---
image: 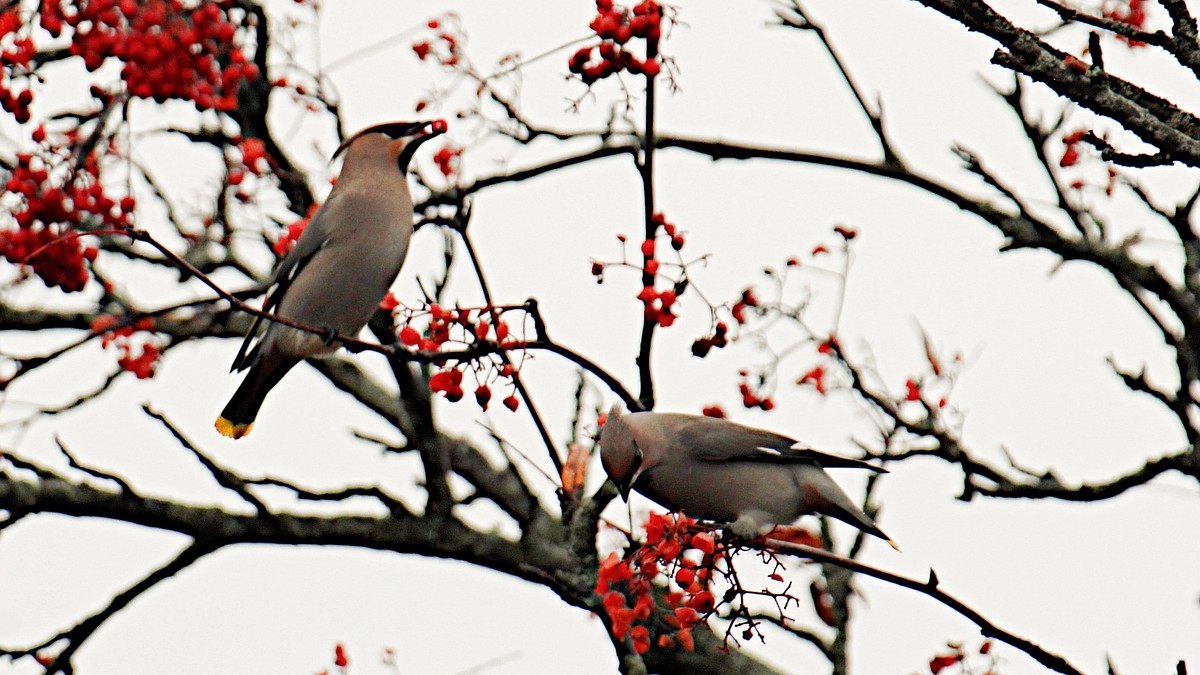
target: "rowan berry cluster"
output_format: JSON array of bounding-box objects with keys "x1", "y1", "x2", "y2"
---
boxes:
[
  {"x1": 1059, "y1": 129, "x2": 1087, "y2": 168},
  {"x1": 636, "y1": 283, "x2": 677, "y2": 327},
  {"x1": 738, "y1": 370, "x2": 776, "y2": 410},
  {"x1": 595, "y1": 513, "x2": 715, "y2": 654},
  {"x1": 1056, "y1": 129, "x2": 1122, "y2": 195},
  {"x1": 225, "y1": 136, "x2": 275, "y2": 204},
  {"x1": 386, "y1": 299, "x2": 524, "y2": 412},
  {"x1": 411, "y1": 17, "x2": 463, "y2": 68},
  {"x1": 90, "y1": 314, "x2": 163, "y2": 379},
  {"x1": 729, "y1": 288, "x2": 758, "y2": 324},
  {"x1": 689, "y1": 321, "x2": 728, "y2": 358},
  {"x1": 1104, "y1": 0, "x2": 1147, "y2": 46},
  {"x1": 38, "y1": 0, "x2": 257, "y2": 111},
  {"x1": 569, "y1": 0, "x2": 664, "y2": 84},
  {"x1": 273, "y1": 203, "x2": 316, "y2": 256},
  {"x1": 898, "y1": 336, "x2": 961, "y2": 411},
  {"x1": 432, "y1": 145, "x2": 461, "y2": 178},
  {"x1": 1, "y1": 144, "x2": 133, "y2": 292},
  {"x1": 592, "y1": 212, "x2": 694, "y2": 330},
  {"x1": 0, "y1": 12, "x2": 35, "y2": 123},
  {"x1": 637, "y1": 212, "x2": 688, "y2": 326},
  {"x1": 928, "y1": 639, "x2": 997, "y2": 675}
]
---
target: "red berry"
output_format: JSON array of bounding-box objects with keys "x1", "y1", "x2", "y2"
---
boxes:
[
  {"x1": 399, "y1": 326, "x2": 421, "y2": 346},
  {"x1": 474, "y1": 385, "x2": 491, "y2": 409}
]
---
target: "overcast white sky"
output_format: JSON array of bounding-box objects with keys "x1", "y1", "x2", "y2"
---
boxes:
[{"x1": 3, "y1": 1, "x2": 1200, "y2": 673}]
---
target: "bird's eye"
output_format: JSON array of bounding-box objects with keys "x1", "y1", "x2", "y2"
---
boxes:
[{"x1": 632, "y1": 443, "x2": 644, "y2": 470}]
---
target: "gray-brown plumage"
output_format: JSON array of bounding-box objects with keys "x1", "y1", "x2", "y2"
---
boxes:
[
  {"x1": 599, "y1": 407, "x2": 898, "y2": 548},
  {"x1": 215, "y1": 120, "x2": 445, "y2": 438}
]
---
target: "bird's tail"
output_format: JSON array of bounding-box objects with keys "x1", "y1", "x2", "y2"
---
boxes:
[
  {"x1": 803, "y1": 466, "x2": 901, "y2": 551},
  {"x1": 824, "y1": 495, "x2": 901, "y2": 551},
  {"x1": 215, "y1": 356, "x2": 300, "y2": 439}
]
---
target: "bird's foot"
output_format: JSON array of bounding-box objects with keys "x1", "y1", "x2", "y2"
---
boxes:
[{"x1": 727, "y1": 514, "x2": 764, "y2": 540}]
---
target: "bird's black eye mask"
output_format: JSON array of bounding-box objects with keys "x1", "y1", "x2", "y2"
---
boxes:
[{"x1": 629, "y1": 442, "x2": 645, "y2": 486}]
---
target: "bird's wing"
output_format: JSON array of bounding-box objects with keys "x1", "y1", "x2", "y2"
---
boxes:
[
  {"x1": 673, "y1": 414, "x2": 887, "y2": 473},
  {"x1": 229, "y1": 196, "x2": 342, "y2": 372}
]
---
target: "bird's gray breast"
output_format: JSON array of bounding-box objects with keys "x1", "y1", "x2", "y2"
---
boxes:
[{"x1": 268, "y1": 190, "x2": 411, "y2": 356}]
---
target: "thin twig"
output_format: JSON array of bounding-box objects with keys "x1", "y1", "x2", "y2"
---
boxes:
[{"x1": 762, "y1": 538, "x2": 1085, "y2": 675}]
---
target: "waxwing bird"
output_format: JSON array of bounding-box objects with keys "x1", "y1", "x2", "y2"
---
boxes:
[
  {"x1": 215, "y1": 120, "x2": 447, "y2": 439},
  {"x1": 599, "y1": 407, "x2": 898, "y2": 549}
]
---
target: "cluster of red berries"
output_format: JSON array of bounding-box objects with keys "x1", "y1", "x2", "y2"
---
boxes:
[
  {"x1": 1104, "y1": 0, "x2": 1147, "y2": 46},
  {"x1": 810, "y1": 225, "x2": 857, "y2": 257},
  {"x1": 596, "y1": 513, "x2": 721, "y2": 655},
  {"x1": 730, "y1": 288, "x2": 759, "y2": 324},
  {"x1": 592, "y1": 213, "x2": 692, "y2": 328},
  {"x1": 1059, "y1": 129, "x2": 1087, "y2": 167},
  {"x1": 238, "y1": 137, "x2": 270, "y2": 175},
  {"x1": 690, "y1": 322, "x2": 728, "y2": 358},
  {"x1": 394, "y1": 302, "x2": 516, "y2": 353},
  {"x1": 91, "y1": 314, "x2": 162, "y2": 379},
  {"x1": 0, "y1": 12, "x2": 35, "y2": 123},
  {"x1": 569, "y1": 0, "x2": 664, "y2": 84},
  {"x1": 796, "y1": 365, "x2": 825, "y2": 396},
  {"x1": 1, "y1": 150, "x2": 133, "y2": 292},
  {"x1": 636, "y1": 212, "x2": 688, "y2": 326},
  {"x1": 650, "y1": 212, "x2": 686, "y2": 258},
  {"x1": 427, "y1": 365, "x2": 519, "y2": 412},
  {"x1": 793, "y1": 339, "x2": 840, "y2": 398},
  {"x1": 739, "y1": 367, "x2": 777, "y2": 410},
  {"x1": 637, "y1": 284, "x2": 678, "y2": 327},
  {"x1": 432, "y1": 145, "x2": 461, "y2": 178},
  {"x1": 269, "y1": 75, "x2": 322, "y2": 114},
  {"x1": 388, "y1": 301, "x2": 523, "y2": 412},
  {"x1": 0, "y1": 226, "x2": 95, "y2": 292},
  {"x1": 273, "y1": 203, "x2": 316, "y2": 256},
  {"x1": 41, "y1": 0, "x2": 257, "y2": 111},
  {"x1": 928, "y1": 639, "x2": 995, "y2": 675},
  {"x1": 226, "y1": 136, "x2": 273, "y2": 203},
  {"x1": 411, "y1": 18, "x2": 462, "y2": 68}
]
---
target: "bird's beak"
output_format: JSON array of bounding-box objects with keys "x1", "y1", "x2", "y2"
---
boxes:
[
  {"x1": 411, "y1": 119, "x2": 447, "y2": 147},
  {"x1": 615, "y1": 477, "x2": 632, "y2": 501},
  {"x1": 395, "y1": 120, "x2": 447, "y2": 172}
]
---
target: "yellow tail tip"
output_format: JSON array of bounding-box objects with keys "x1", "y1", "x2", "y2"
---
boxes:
[
  {"x1": 886, "y1": 537, "x2": 902, "y2": 552},
  {"x1": 215, "y1": 417, "x2": 253, "y2": 439}
]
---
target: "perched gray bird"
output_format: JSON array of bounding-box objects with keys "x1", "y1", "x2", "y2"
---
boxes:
[
  {"x1": 599, "y1": 407, "x2": 898, "y2": 549},
  {"x1": 215, "y1": 120, "x2": 446, "y2": 439}
]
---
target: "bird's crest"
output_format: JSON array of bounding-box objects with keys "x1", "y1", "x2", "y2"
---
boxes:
[{"x1": 331, "y1": 120, "x2": 444, "y2": 163}]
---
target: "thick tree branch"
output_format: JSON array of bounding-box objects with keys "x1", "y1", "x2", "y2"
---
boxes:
[{"x1": 911, "y1": 0, "x2": 1200, "y2": 166}]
